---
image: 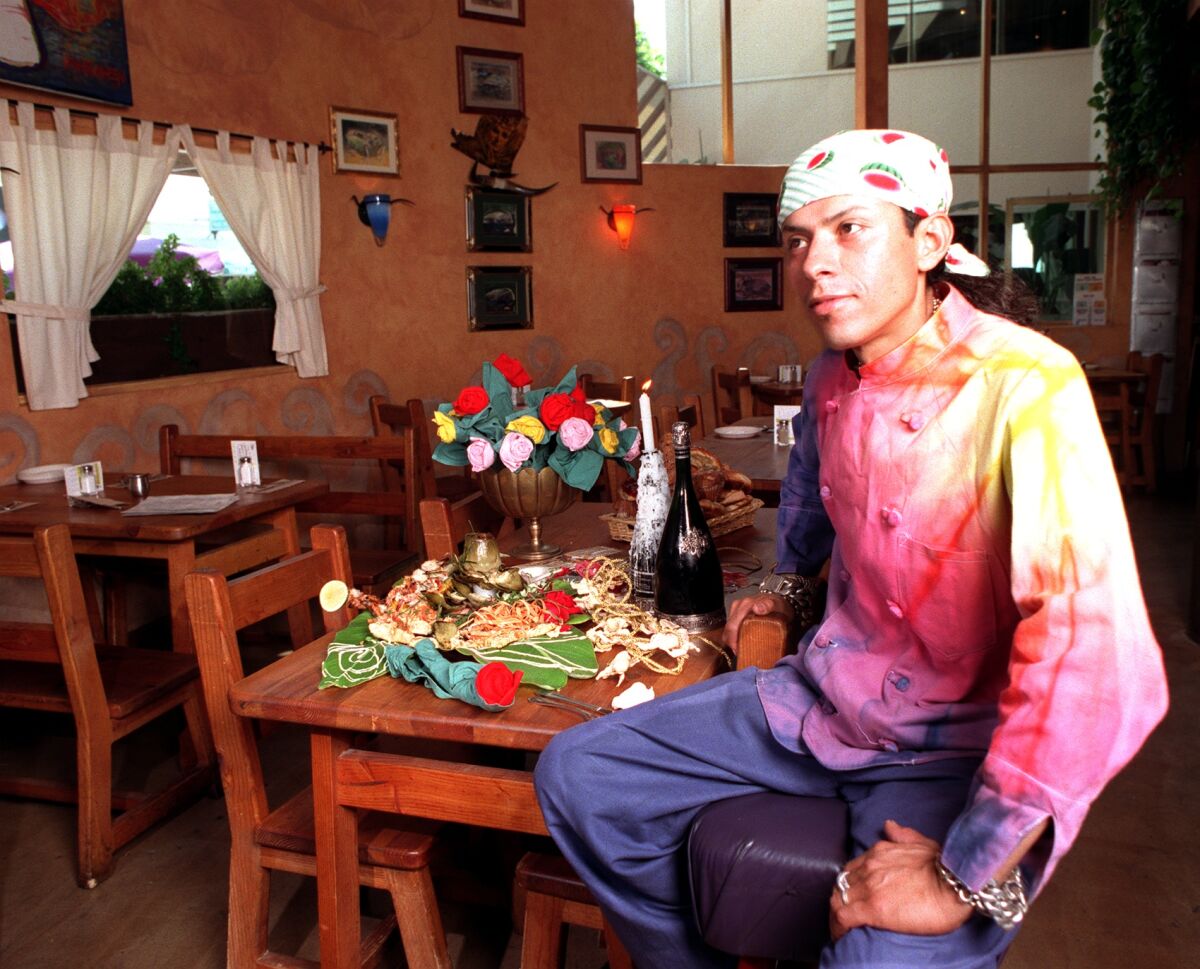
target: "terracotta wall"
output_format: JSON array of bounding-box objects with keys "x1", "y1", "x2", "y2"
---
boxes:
[{"x1": 1, "y1": 0, "x2": 820, "y2": 480}]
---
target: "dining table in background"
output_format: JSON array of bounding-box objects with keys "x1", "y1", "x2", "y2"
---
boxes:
[
  {"x1": 749, "y1": 377, "x2": 805, "y2": 414},
  {"x1": 229, "y1": 501, "x2": 779, "y2": 969},
  {"x1": 696, "y1": 415, "x2": 792, "y2": 496},
  {"x1": 0, "y1": 474, "x2": 326, "y2": 653}
]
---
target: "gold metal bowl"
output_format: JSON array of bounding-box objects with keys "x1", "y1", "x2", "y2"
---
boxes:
[{"x1": 478, "y1": 467, "x2": 581, "y2": 559}]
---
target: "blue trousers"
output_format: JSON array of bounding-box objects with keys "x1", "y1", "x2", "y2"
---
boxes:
[{"x1": 533, "y1": 668, "x2": 1020, "y2": 969}]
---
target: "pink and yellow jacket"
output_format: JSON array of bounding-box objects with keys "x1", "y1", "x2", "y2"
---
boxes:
[{"x1": 756, "y1": 284, "x2": 1169, "y2": 893}]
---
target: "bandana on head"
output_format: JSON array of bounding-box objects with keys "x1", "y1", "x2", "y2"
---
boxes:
[{"x1": 778, "y1": 129, "x2": 989, "y2": 277}]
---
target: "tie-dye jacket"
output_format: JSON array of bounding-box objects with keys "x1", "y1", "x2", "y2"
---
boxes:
[{"x1": 755, "y1": 283, "x2": 1169, "y2": 893}]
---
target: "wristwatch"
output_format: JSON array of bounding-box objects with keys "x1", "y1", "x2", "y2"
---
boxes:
[
  {"x1": 934, "y1": 858, "x2": 1028, "y2": 929},
  {"x1": 758, "y1": 572, "x2": 823, "y2": 630}
]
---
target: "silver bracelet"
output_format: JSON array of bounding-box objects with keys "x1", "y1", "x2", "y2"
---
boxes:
[
  {"x1": 935, "y1": 858, "x2": 1028, "y2": 930},
  {"x1": 758, "y1": 572, "x2": 823, "y2": 629}
]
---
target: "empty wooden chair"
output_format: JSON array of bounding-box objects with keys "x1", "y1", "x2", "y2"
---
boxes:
[
  {"x1": 659, "y1": 392, "x2": 708, "y2": 441},
  {"x1": 184, "y1": 524, "x2": 450, "y2": 969},
  {"x1": 579, "y1": 372, "x2": 635, "y2": 406},
  {"x1": 419, "y1": 493, "x2": 513, "y2": 560},
  {"x1": 711, "y1": 366, "x2": 753, "y2": 426},
  {"x1": 0, "y1": 524, "x2": 215, "y2": 888}
]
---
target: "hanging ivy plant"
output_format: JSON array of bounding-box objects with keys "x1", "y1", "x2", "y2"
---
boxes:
[{"x1": 1088, "y1": 0, "x2": 1196, "y2": 214}]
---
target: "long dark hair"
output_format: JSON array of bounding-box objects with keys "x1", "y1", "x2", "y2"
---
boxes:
[{"x1": 903, "y1": 210, "x2": 1041, "y2": 326}]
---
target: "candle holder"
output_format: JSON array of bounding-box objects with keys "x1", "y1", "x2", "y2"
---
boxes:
[{"x1": 628, "y1": 449, "x2": 670, "y2": 606}]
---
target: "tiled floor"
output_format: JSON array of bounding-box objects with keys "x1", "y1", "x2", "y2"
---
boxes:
[{"x1": 1, "y1": 493, "x2": 1196, "y2": 968}]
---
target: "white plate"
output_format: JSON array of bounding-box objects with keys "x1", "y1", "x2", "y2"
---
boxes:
[
  {"x1": 713, "y1": 426, "x2": 762, "y2": 439},
  {"x1": 16, "y1": 463, "x2": 73, "y2": 485},
  {"x1": 749, "y1": 375, "x2": 771, "y2": 385}
]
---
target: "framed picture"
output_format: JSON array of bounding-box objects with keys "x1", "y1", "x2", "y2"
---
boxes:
[
  {"x1": 725, "y1": 258, "x2": 783, "y2": 312},
  {"x1": 457, "y1": 47, "x2": 525, "y2": 115},
  {"x1": 723, "y1": 193, "x2": 781, "y2": 247},
  {"x1": 459, "y1": 0, "x2": 524, "y2": 25},
  {"x1": 0, "y1": 0, "x2": 132, "y2": 106},
  {"x1": 329, "y1": 107, "x2": 399, "y2": 175},
  {"x1": 466, "y1": 188, "x2": 531, "y2": 252},
  {"x1": 467, "y1": 266, "x2": 533, "y2": 330},
  {"x1": 579, "y1": 125, "x2": 643, "y2": 184}
]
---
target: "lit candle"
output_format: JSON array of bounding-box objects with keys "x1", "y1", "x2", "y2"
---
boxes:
[{"x1": 639, "y1": 379, "x2": 655, "y2": 452}]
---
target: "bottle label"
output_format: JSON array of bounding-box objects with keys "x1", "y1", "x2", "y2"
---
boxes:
[{"x1": 679, "y1": 527, "x2": 711, "y2": 557}]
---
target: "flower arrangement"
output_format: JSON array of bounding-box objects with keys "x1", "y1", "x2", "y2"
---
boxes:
[{"x1": 431, "y1": 354, "x2": 642, "y2": 491}]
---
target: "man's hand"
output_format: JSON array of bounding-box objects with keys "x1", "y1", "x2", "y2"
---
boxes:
[
  {"x1": 723, "y1": 593, "x2": 793, "y2": 655},
  {"x1": 829, "y1": 820, "x2": 972, "y2": 941}
]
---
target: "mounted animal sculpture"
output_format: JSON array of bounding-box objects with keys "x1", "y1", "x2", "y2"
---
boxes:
[{"x1": 450, "y1": 113, "x2": 556, "y2": 196}]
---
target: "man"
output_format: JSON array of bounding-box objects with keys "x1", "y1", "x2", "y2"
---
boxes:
[{"x1": 534, "y1": 129, "x2": 1168, "y2": 968}]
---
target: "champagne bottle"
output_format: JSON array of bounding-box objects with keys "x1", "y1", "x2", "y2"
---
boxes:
[
  {"x1": 629, "y1": 448, "x2": 670, "y2": 607},
  {"x1": 654, "y1": 422, "x2": 726, "y2": 631}
]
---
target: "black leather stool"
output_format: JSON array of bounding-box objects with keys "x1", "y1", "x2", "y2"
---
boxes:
[{"x1": 688, "y1": 792, "x2": 849, "y2": 965}]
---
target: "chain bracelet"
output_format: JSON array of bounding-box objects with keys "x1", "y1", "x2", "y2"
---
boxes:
[{"x1": 935, "y1": 858, "x2": 1028, "y2": 930}]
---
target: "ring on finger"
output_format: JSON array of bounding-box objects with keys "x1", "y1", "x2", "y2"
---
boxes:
[{"x1": 836, "y1": 868, "x2": 851, "y2": 905}]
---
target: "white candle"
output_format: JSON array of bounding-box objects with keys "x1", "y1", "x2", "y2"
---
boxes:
[{"x1": 639, "y1": 381, "x2": 655, "y2": 452}]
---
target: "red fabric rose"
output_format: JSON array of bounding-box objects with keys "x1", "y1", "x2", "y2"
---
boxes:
[
  {"x1": 475, "y1": 661, "x2": 522, "y2": 707},
  {"x1": 539, "y1": 392, "x2": 576, "y2": 431},
  {"x1": 541, "y1": 590, "x2": 583, "y2": 625},
  {"x1": 569, "y1": 383, "x2": 588, "y2": 404},
  {"x1": 493, "y1": 353, "x2": 532, "y2": 388},
  {"x1": 454, "y1": 385, "x2": 490, "y2": 415},
  {"x1": 572, "y1": 399, "x2": 597, "y2": 422}
]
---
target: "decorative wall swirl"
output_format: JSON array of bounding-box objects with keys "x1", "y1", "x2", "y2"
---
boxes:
[
  {"x1": 650, "y1": 317, "x2": 689, "y2": 402},
  {"x1": 73, "y1": 426, "x2": 136, "y2": 471},
  {"x1": 693, "y1": 325, "x2": 731, "y2": 401},
  {"x1": 742, "y1": 332, "x2": 803, "y2": 374},
  {"x1": 199, "y1": 390, "x2": 270, "y2": 435},
  {"x1": 343, "y1": 370, "x2": 389, "y2": 416},
  {"x1": 0, "y1": 414, "x2": 39, "y2": 481},
  {"x1": 575, "y1": 359, "x2": 615, "y2": 384},
  {"x1": 281, "y1": 388, "x2": 335, "y2": 435},
  {"x1": 525, "y1": 336, "x2": 565, "y2": 387},
  {"x1": 134, "y1": 406, "x2": 190, "y2": 454}
]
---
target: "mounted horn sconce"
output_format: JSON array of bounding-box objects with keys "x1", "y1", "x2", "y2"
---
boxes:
[
  {"x1": 352, "y1": 193, "x2": 415, "y2": 246},
  {"x1": 601, "y1": 203, "x2": 654, "y2": 251}
]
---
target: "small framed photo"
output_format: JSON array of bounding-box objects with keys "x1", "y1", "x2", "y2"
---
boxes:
[
  {"x1": 467, "y1": 266, "x2": 533, "y2": 330},
  {"x1": 579, "y1": 125, "x2": 643, "y2": 184},
  {"x1": 329, "y1": 107, "x2": 399, "y2": 175},
  {"x1": 725, "y1": 258, "x2": 783, "y2": 312},
  {"x1": 466, "y1": 187, "x2": 531, "y2": 252},
  {"x1": 724, "y1": 193, "x2": 781, "y2": 247},
  {"x1": 457, "y1": 47, "x2": 525, "y2": 115},
  {"x1": 459, "y1": 0, "x2": 524, "y2": 25}
]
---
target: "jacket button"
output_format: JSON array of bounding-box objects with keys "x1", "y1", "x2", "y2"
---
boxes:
[
  {"x1": 839, "y1": 569, "x2": 850, "y2": 582},
  {"x1": 880, "y1": 738, "x2": 899, "y2": 752},
  {"x1": 819, "y1": 485, "x2": 832, "y2": 499},
  {"x1": 820, "y1": 698, "x2": 837, "y2": 715},
  {"x1": 825, "y1": 400, "x2": 840, "y2": 414},
  {"x1": 881, "y1": 506, "x2": 903, "y2": 527},
  {"x1": 814, "y1": 634, "x2": 829, "y2": 648},
  {"x1": 888, "y1": 671, "x2": 911, "y2": 692},
  {"x1": 886, "y1": 599, "x2": 904, "y2": 619},
  {"x1": 907, "y1": 412, "x2": 925, "y2": 430}
]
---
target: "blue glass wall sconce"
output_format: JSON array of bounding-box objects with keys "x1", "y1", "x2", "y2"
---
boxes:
[{"x1": 352, "y1": 193, "x2": 415, "y2": 246}]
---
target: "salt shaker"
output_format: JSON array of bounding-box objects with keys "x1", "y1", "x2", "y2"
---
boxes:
[{"x1": 80, "y1": 464, "x2": 98, "y2": 496}]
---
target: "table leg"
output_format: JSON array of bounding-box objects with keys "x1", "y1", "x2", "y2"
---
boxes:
[
  {"x1": 263, "y1": 505, "x2": 315, "y2": 648},
  {"x1": 311, "y1": 729, "x2": 361, "y2": 969}
]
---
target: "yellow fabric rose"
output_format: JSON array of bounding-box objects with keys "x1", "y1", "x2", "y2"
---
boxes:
[
  {"x1": 506, "y1": 415, "x2": 547, "y2": 444},
  {"x1": 432, "y1": 410, "x2": 458, "y2": 444},
  {"x1": 598, "y1": 427, "x2": 619, "y2": 454},
  {"x1": 592, "y1": 403, "x2": 606, "y2": 427}
]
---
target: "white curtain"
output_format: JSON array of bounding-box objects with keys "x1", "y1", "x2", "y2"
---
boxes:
[
  {"x1": 180, "y1": 128, "x2": 327, "y2": 378},
  {"x1": 0, "y1": 101, "x2": 181, "y2": 410}
]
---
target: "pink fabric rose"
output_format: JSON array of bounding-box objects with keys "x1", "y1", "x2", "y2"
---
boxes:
[
  {"x1": 499, "y1": 431, "x2": 534, "y2": 471},
  {"x1": 466, "y1": 436, "x2": 496, "y2": 472},
  {"x1": 558, "y1": 416, "x2": 595, "y2": 452},
  {"x1": 623, "y1": 428, "x2": 642, "y2": 462}
]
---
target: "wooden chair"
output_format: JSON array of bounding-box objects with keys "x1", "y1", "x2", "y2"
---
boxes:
[
  {"x1": 659, "y1": 392, "x2": 708, "y2": 441},
  {"x1": 160, "y1": 425, "x2": 424, "y2": 595},
  {"x1": 579, "y1": 372, "x2": 635, "y2": 406},
  {"x1": 1094, "y1": 381, "x2": 1134, "y2": 487},
  {"x1": 184, "y1": 524, "x2": 451, "y2": 969},
  {"x1": 1125, "y1": 351, "x2": 1165, "y2": 492},
  {"x1": 711, "y1": 366, "x2": 753, "y2": 426},
  {"x1": 419, "y1": 493, "x2": 513, "y2": 560},
  {"x1": 0, "y1": 524, "x2": 215, "y2": 888}
]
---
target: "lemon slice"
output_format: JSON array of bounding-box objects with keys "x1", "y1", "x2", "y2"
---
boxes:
[{"x1": 319, "y1": 579, "x2": 349, "y2": 612}]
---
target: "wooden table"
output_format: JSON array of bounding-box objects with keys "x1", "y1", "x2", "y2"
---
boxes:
[
  {"x1": 696, "y1": 416, "x2": 792, "y2": 494},
  {"x1": 750, "y1": 379, "x2": 805, "y2": 414},
  {"x1": 230, "y1": 502, "x2": 778, "y2": 968},
  {"x1": 0, "y1": 474, "x2": 325, "y2": 651}
]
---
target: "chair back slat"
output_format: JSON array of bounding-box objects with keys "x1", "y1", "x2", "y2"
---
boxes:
[
  {"x1": 658, "y1": 393, "x2": 708, "y2": 442},
  {"x1": 710, "y1": 366, "x2": 752, "y2": 426},
  {"x1": 580, "y1": 373, "x2": 635, "y2": 405},
  {"x1": 419, "y1": 495, "x2": 509, "y2": 561},
  {"x1": 0, "y1": 535, "x2": 42, "y2": 578}
]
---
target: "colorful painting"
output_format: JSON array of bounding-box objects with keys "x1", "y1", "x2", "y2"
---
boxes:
[{"x1": 0, "y1": 0, "x2": 132, "y2": 107}]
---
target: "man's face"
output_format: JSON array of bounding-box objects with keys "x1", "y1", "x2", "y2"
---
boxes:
[{"x1": 781, "y1": 195, "x2": 930, "y2": 365}]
